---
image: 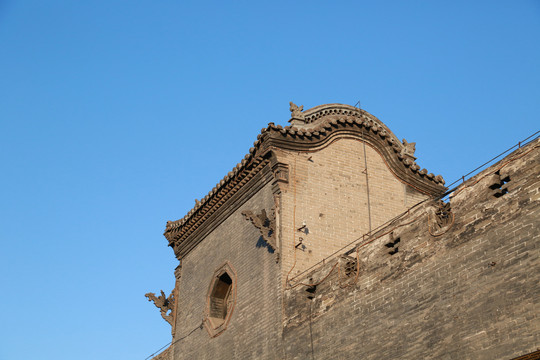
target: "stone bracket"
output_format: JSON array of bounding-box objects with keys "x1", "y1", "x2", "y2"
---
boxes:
[
  {"x1": 272, "y1": 162, "x2": 289, "y2": 184},
  {"x1": 488, "y1": 170, "x2": 512, "y2": 198},
  {"x1": 271, "y1": 161, "x2": 289, "y2": 195}
]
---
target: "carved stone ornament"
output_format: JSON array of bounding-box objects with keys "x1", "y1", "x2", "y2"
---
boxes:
[
  {"x1": 429, "y1": 200, "x2": 453, "y2": 236},
  {"x1": 401, "y1": 139, "x2": 417, "y2": 160},
  {"x1": 145, "y1": 290, "x2": 175, "y2": 326},
  {"x1": 289, "y1": 101, "x2": 306, "y2": 125},
  {"x1": 242, "y1": 208, "x2": 279, "y2": 261}
]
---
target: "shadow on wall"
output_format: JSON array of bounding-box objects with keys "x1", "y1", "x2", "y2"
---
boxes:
[{"x1": 256, "y1": 236, "x2": 275, "y2": 253}]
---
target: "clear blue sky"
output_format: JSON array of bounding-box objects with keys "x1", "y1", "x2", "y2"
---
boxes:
[{"x1": 1, "y1": 1, "x2": 538, "y2": 359}]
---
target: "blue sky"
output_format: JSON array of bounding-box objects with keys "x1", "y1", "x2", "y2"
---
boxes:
[{"x1": 0, "y1": 1, "x2": 539, "y2": 359}]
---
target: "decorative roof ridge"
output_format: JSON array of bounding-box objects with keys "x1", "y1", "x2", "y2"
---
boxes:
[
  {"x1": 166, "y1": 151, "x2": 258, "y2": 232},
  {"x1": 271, "y1": 111, "x2": 445, "y2": 185},
  {"x1": 284, "y1": 103, "x2": 396, "y2": 141},
  {"x1": 164, "y1": 119, "x2": 283, "y2": 237},
  {"x1": 302, "y1": 103, "x2": 363, "y2": 120},
  {"x1": 165, "y1": 103, "x2": 446, "y2": 243}
]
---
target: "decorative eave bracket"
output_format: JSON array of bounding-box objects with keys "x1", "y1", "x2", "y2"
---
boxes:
[
  {"x1": 270, "y1": 157, "x2": 289, "y2": 195},
  {"x1": 145, "y1": 290, "x2": 175, "y2": 326},
  {"x1": 241, "y1": 208, "x2": 279, "y2": 262}
]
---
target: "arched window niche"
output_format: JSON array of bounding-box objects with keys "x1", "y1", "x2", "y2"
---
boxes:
[{"x1": 204, "y1": 262, "x2": 237, "y2": 337}]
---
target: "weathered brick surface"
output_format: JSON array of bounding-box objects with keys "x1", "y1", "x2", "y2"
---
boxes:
[
  {"x1": 278, "y1": 138, "x2": 429, "y2": 284},
  {"x1": 171, "y1": 181, "x2": 282, "y2": 359},
  {"x1": 282, "y1": 139, "x2": 540, "y2": 360}
]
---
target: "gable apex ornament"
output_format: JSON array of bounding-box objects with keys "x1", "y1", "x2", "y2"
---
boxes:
[{"x1": 289, "y1": 101, "x2": 306, "y2": 126}]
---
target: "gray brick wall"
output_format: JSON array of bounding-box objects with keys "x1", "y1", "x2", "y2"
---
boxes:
[
  {"x1": 171, "y1": 181, "x2": 282, "y2": 359},
  {"x1": 282, "y1": 139, "x2": 540, "y2": 360}
]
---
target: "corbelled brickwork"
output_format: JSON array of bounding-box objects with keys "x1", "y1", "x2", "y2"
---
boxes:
[{"x1": 149, "y1": 103, "x2": 539, "y2": 360}]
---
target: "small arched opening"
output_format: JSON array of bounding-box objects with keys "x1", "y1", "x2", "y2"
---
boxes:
[{"x1": 204, "y1": 262, "x2": 236, "y2": 337}]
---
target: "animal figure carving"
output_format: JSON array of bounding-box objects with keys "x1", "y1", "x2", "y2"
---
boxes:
[
  {"x1": 401, "y1": 139, "x2": 416, "y2": 158},
  {"x1": 145, "y1": 290, "x2": 175, "y2": 326},
  {"x1": 289, "y1": 101, "x2": 305, "y2": 121}
]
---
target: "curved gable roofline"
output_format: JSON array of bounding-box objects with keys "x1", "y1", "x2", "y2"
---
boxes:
[
  {"x1": 303, "y1": 103, "x2": 399, "y2": 139},
  {"x1": 164, "y1": 104, "x2": 446, "y2": 249}
]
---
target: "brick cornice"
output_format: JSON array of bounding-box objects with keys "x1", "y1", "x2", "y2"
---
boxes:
[
  {"x1": 260, "y1": 126, "x2": 445, "y2": 196},
  {"x1": 166, "y1": 158, "x2": 273, "y2": 259}
]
